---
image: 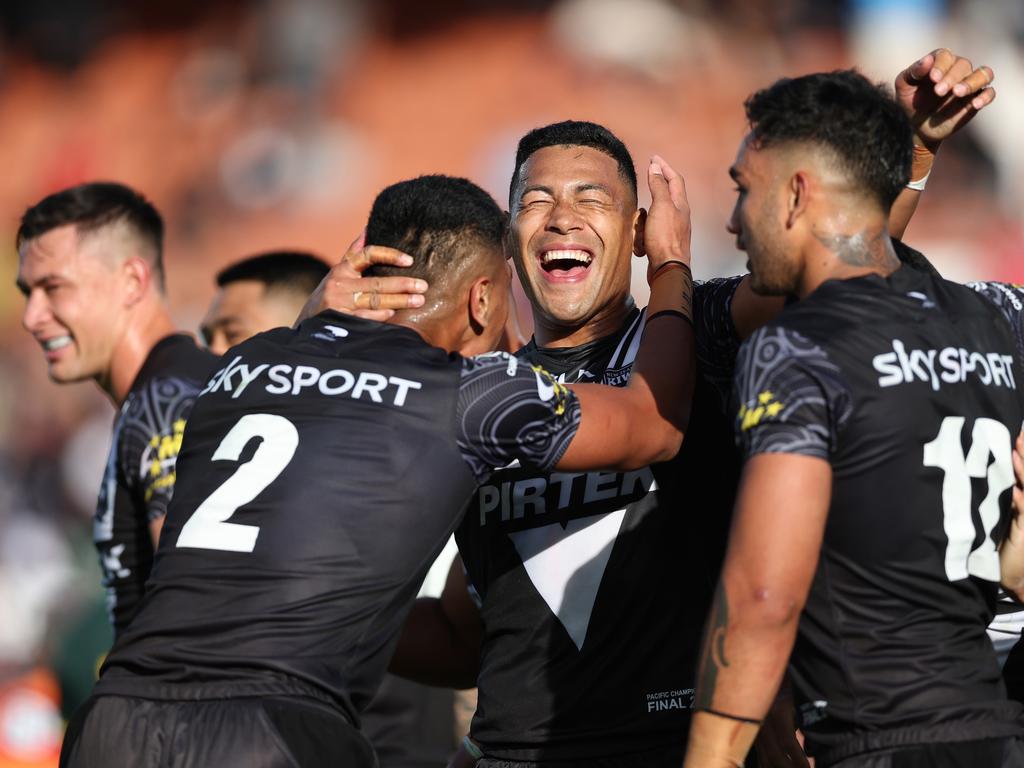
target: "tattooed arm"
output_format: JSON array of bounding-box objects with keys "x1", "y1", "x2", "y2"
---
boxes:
[{"x1": 684, "y1": 326, "x2": 844, "y2": 767}]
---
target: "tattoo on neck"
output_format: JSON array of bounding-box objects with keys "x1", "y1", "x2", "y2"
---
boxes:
[
  {"x1": 813, "y1": 227, "x2": 892, "y2": 268},
  {"x1": 694, "y1": 581, "x2": 730, "y2": 710}
]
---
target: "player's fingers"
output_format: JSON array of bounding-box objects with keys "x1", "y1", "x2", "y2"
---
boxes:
[
  {"x1": 350, "y1": 309, "x2": 396, "y2": 322},
  {"x1": 651, "y1": 154, "x2": 688, "y2": 211},
  {"x1": 934, "y1": 56, "x2": 973, "y2": 97},
  {"x1": 354, "y1": 290, "x2": 425, "y2": 311},
  {"x1": 971, "y1": 86, "x2": 996, "y2": 112},
  {"x1": 348, "y1": 245, "x2": 414, "y2": 273},
  {"x1": 647, "y1": 157, "x2": 670, "y2": 203},
  {"x1": 929, "y1": 48, "x2": 956, "y2": 83},
  {"x1": 952, "y1": 65, "x2": 994, "y2": 98},
  {"x1": 904, "y1": 53, "x2": 935, "y2": 84},
  {"x1": 341, "y1": 230, "x2": 365, "y2": 262}
]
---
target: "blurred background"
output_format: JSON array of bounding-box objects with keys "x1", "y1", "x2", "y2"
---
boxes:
[{"x1": 0, "y1": 0, "x2": 1021, "y2": 764}]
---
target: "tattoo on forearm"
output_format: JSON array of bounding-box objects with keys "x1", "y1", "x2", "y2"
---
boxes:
[
  {"x1": 812, "y1": 227, "x2": 894, "y2": 269},
  {"x1": 695, "y1": 581, "x2": 730, "y2": 709}
]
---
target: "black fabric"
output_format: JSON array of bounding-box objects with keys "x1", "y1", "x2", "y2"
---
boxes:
[
  {"x1": 1002, "y1": 638, "x2": 1024, "y2": 704},
  {"x1": 457, "y1": 279, "x2": 745, "y2": 761},
  {"x1": 94, "y1": 334, "x2": 216, "y2": 636},
  {"x1": 95, "y1": 313, "x2": 579, "y2": 731},
  {"x1": 61, "y1": 694, "x2": 376, "y2": 768},
  {"x1": 828, "y1": 736, "x2": 1024, "y2": 768},
  {"x1": 359, "y1": 673, "x2": 455, "y2": 768},
  {"x1": 734, "y1": 267, "x2": 1024, "y2": 758}
]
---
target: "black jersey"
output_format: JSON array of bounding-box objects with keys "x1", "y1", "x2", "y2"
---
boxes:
[
  {"x1": 94, "y1": 334, "x2": 215, "y2": 635},
  {"x1": 456, "y1": 280, "x2": 743, "y2": 761},
  {"x1": 734, "y1": 269, "x2": 1024, "y2": 763},
  {"x1": 95, "y1": 313, "x2": 581, "y2": 727}
]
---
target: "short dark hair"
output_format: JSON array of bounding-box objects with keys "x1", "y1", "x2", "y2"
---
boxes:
[
  {"x1": 216, "y1": 251, "x2": 329, "y2": 298},
  {"x1": 17, "y1": 182, "x2": 166, "y2": 291},
  {"x1": 744, "y1": 70, "x2": 913, "y2": 209},
  {"x1": 510, "y1": 120, "x2": 637, "y2": 206},
  {"x1": 364, "y1": 175, "x2": 505, "y2": 289}
]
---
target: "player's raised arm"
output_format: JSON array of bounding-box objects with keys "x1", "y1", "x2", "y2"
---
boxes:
[
  {"x1": 889, "y1": 48, "x2": 996, "y2": 240},
  {"x1": 556, "y1": 155, "x2": 695, "y2": 470}
]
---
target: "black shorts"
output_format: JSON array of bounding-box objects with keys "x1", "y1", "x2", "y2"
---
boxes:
[
  {"x1": 829, "y1": 737, "x2": 1024, "y2": 768},
  {"x1": 60, "y1": 694, "x2": 377, "y2": 768}
]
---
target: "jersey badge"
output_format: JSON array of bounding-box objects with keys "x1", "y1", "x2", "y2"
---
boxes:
[{"x1": 738, "y1": 391, "x2": 786, "y2": 432}]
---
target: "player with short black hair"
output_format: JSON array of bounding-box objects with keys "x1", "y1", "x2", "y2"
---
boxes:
[
  {"x1": 510, "y1": 120, "x2": 638, "y2": 204},
  {"x1": 685, "y1": 67, "x2": 1024, "y2": 768},
  {"x1": 15, "y1": 181, "x2": 215, "y2": 637},
  {"x1": 18, "y1": 181, "x2": 167, "y2": 292},
  {"x1": 60, "y1": 168, "x2": 695, "y2": 768},
  {"x1": 202, "y1": 251, "x2": 329, "y2": 354}
]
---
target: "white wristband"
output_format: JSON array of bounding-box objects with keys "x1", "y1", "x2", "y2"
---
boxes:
[{"x1": 906, "y1": 171, "x2": 930, "y2": 191}]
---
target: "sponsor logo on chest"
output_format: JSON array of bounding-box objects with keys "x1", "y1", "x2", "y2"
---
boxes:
[
  {"x1": 477, "y1": 466, "x2": 656, "y2": 529},
  {"x1": 872, "y1": 340, "x2": 1016, "y2": 392}
]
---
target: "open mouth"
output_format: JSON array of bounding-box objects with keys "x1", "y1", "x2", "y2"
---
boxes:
[
  {"x1": 41, "y1": 335, "x2": 73, "y2": 361},
  {"x1": 539, "y1": 248, "x2": 594, "y2": 281}
]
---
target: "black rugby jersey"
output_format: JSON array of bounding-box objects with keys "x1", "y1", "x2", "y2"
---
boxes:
[
  {"x1": 95, "y1": 313, "x2": 580, "y2": 727},
  {"x1": 457, "y1": 279, "x2": 744, "y2": 761},
  {"x1": 95, "y1": 334, "x2": 215, "y2": 635},
  {"x1": 734, "y1": 269, "x2": 1024, "y2": 763}
]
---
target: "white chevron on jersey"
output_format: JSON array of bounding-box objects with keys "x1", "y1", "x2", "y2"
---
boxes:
[{"x1": 509, "y1": 508, "x2": 626, "y2": 650}]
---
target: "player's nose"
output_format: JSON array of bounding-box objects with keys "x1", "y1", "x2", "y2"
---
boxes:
[
  {"x1": 545, "y1": 199, "x2": 583, "y2": 234},
  {"x1": 21, "y1": 289, "x2": 52, "y2": 334}
]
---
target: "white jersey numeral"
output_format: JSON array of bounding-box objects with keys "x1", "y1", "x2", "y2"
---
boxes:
[
  {"x1": 176, "y1": 413, "x2": 299, "y2": 553},
  {"x1": 923, "y1": 416, "x2": 1013, "y2": 582}
]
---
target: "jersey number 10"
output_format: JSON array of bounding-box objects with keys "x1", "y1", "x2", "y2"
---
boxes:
[
  {"x1": 176, "y1": 414, "x2": 299, "y2": 553},
  {"x1": 924, "y1": 416, "x2": 1014, "y2": 583}
]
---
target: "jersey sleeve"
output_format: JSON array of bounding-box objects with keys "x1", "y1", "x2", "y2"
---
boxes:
[
  {"x1": 966, "y1": 281, "x2": 1024, "y2": 361},
  {"x1": 693, "y1": 276, "x2": 744, "y2": 408},
  {"x1": 732, "y1": 325, "x2": 852, "y2": 462},
  {"x1": 456, "y1": 352, "x2": 582, "y2": 482},
  {"x1": 119, "y1": 379, "x2": 200, "y2": 522}
]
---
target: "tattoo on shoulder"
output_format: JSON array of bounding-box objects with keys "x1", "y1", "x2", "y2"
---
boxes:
[{"x1": 695, "y1": 581, "x2": 730, "y2": 710}]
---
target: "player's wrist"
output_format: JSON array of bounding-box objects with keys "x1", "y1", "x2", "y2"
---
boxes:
[
  {"x1": 683, "y1": 710, "x2": 761, "y2": 768},
  {"x1": 647, "y1": 261, "x2": 693, "y2": 323},
  {"x1": 907, "y1": 142, "x2": 936, "y2": 190}
]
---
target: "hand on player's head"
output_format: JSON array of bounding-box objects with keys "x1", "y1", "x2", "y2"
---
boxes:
[
  {"x1": 895, "y1": 48, "x2": 995, "y2": 152},
  {"x1": 295, "y1": 232, "x2": 428, "y2": 326}
]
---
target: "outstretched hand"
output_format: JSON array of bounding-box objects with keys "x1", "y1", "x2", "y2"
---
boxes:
[
  {"x1": 639, "y1": 154, "x2": 691, "y2": 285},
  {"x1": 895, "y1": 48, "x2": 996, "y2": 152},
  {"x1": 294, "y1": 232, "x2": 428, "y2": 326}
]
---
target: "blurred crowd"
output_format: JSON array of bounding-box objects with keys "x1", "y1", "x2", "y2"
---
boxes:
[{"x1": 0, "y1": 0, "x2": 1021, "y2": 764}]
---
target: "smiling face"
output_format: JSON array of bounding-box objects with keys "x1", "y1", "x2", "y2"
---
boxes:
[
  {"x1": 508, "y1": 145, "x2": 639, "y2": 337},
  {"x1": 727, "y1": 135, "x2": 802, "y2": 296},
  {"x1": 17, "y1": 223, "x2": 131, "y2": 384}
]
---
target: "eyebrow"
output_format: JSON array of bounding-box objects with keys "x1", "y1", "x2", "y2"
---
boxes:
[
  {"x1": 15, "y1": 272, "x2": 61, "y2": 296},
  {"x1": 519, "y1": 184, "x2": 554, "y2": 199}
]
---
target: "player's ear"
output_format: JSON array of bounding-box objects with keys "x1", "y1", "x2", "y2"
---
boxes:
[
  {"x1": 632, "y1": 208, "x2": 647, "y2": 257},
  {"x1": 467, "y1": 274, "x2": 494, "y2": 334},
  {"x1": 122, "y1": 255, "x2": 152, "y2": 307},
  {"x1": 785, "y1": 171, "x2": 809, "y2": 229}
]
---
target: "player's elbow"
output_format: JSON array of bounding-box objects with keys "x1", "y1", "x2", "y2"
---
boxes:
[{"x1": 735, "y1": 583, "x2": 805, "y2": 631}]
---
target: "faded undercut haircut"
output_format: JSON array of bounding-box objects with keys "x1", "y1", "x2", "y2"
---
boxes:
[
  {"x1": 364, "y1": 175, "x2": 506, "y2": 291},
  {"x1": 17, "y1": 181, "x2": 167, "y2": 292},
  {"x1": 216, "y1": 251, "x2": 328, "y2": 299},
  {"x1": 744, "y1": 70, "x2": 913, "y2": 209},
  {"x1": 510, "y1": 120, "x2": 638, "y2": 206}
]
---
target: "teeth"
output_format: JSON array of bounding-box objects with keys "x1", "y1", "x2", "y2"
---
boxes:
[
  {"x1": 43, "y1": 336, "x2": 72, "y2": 351},
  {"x1": 542, "y1": 250, "x2": 592, "y2": 264}
]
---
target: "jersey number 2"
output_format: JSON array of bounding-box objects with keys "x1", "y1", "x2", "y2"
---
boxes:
[
  {"x1": 923, "y1": 416, "x2": 1013, "y2": 582},
  {"x1": 176, "y1": 414, "x2": 299, "y2": 553}
]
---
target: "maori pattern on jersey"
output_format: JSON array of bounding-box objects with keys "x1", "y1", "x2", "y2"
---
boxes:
[
  {"x1": 967, "y1": 281, "x2": 1024, "y2": 362},
  {"x1": 456, "y1": 352, "x2": 581, "y2": 483},
  {"x1": 733, "y1": 326, "x2": 851, "y2": 460},
  {"x1": 95, "y1": 374, "x2": 201, "y2": 619}
]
